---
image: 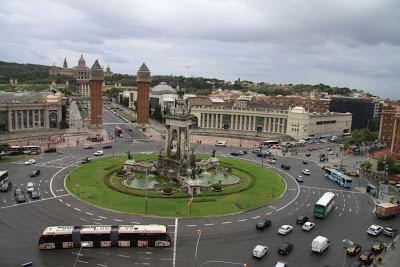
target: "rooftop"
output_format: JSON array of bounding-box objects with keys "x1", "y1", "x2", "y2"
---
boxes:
[{"x1": 0, "y1": 91, "x2": 59, "y2": 104}]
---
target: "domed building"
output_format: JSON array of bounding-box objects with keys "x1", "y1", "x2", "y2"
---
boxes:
[
  {"x1": 149, "y1": 82, "x2": 177, "y2": 112},
  {"x1": 151, "y1": 82, "x2": 176, "y2": 95}
]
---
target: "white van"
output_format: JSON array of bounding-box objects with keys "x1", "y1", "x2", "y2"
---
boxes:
[
  {"x1": 215, "y1": 140, "x2": 226, "y2": 147},
  {"x1": 311, "y1": 236, "x2": 330, "y2": 253}
]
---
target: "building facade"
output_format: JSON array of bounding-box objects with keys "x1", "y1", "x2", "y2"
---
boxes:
[
  {"x1": 49, "y1": 54, "x2": 112, "y2": 97},
  {"x1": 379, "y1": 109, "x2": 400, "y2": 159},
  {"x1": 189, "y1": 105, "x2": 351, "y2": 140},
  {"x1": 0, "y1": 91, "x2": 62, "y2": 132},
  {"x1": 329, "y1": 97, "x2": 374, "y2": 130}
]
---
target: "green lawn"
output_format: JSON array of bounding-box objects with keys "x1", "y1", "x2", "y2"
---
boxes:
[
  {"x1": 66, "y1": 154, "x2": 285, "y2": 217},
  {"x1": 0, "y1": 154, "x2": 29, "y2": 163}
]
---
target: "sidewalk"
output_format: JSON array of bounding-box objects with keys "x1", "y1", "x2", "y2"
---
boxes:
[{"x1": 374, "y1": 235, "x2": 400, "y2": 267}]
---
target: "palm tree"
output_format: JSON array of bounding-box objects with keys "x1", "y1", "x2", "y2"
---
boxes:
[{"x1": 360, "y1": 160, "x2": 372, "y2": 178}]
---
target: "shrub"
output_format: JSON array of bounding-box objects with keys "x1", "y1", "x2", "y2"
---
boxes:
[
  {"x1": 212, "y1": 183, "x2": 223, "y2": 192},
  {"x1": 116, "y1": 168, "x2": 126, "y2": 176},
  {"x1": 162, "y1": 187, "x2": 173, "y2": 194}
]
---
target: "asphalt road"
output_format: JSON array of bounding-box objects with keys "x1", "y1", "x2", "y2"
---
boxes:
[{"x1": 1, "y1": 111, "x2": 398, "y2": 267}]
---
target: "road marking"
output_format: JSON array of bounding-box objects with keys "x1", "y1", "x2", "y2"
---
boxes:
[
  {"x1": 98, "y1": 216, "x2": 107, "y2": 219},
  {"x1": 139, "y1": 251, "x2": 153, "y2": 255},
  {"x1": 72, "y1": 252, "x2": 83, "y2": 256},
  {"x1": 339, "y1": 213, "x2": 342, "y2": 216},
  {"x1": 300, "y1": 185, "x2": 363, "y2": 194},
  {"x1": 132, "y1": 221, "x2": 141, "y2": 224},
  {"x1": 118, "y1": 254, "x2": 130, "y2": 258},
  {"x1": 161, "y1": 258, "x2": 173, "y2": 261},
  {"x1": 252, "y1": 216, "x2": 260, "y2": 219},
  {"x1": 114, "y1": 219, "x2": 123, "y2": 222},
  {"x1": 173, "y1": 218, "x2": 178, "y2": 267},
  {"x1": 77, "y1": 260, "x2": 88, "y2": 264},
  {"x1": 74, "y1": 208, "x2": 81, "y2": 211},
  {"x1": 265, "y1": 212, "x2": 272, "y2": 216},
  {"x1": 222, "y1": 221, "x2": 232, "y2": 224},
  {"x1": 80, "y1": 218, "x2": 88, "y2": 221},
  {"x1": 167, "y1": 224, "x2": 175, "y2": 227},
  {"x1": 66, "y1": 203, "x2": 71, "y2": 207},
  {"x1": 97, "y1": 264, "x2": 107, "y2": 267},
  {"x1": 343, "y1": 203, "x2": 346, "y2": 207},
  {"x1": 287, "y1": 211, "x2": 293, "y2": 215},
  {"x1": 335, "y1": 206, "x2": 338, "y2": 211},
  {"x1": 306, "y1": 203, "x2": 311, "y2": 207},
  {"x1": 93, "y1": 221, "x2": 101, "y2": 225},
  {"x1": 86, "y1": 212, "x2": 93, "y2": 216},
  {"x1": 349, "y1": 208, "x2": 352, "y2": 213},
  {"x1": 204, "y1": 223, "x2": 215, "y2": 226},
  {"x1": 238, "y1": 219, "x2": 247, "y2": 222},
  {"x1": 50, "y1": 164, "x2": 74, "y2": 197},
  {"x1": 0, "y1": 194, "x2": 70, "y2": 210},
  {"x1": 187, "y1": 224, "x2": 197, "y2": 227},
  {"x1": 55, "y1": 189, "x2": 64, "y2": 192},
  {"x1": 347, "y1": 194, "x2": 350, "y2": 198},
  {"x1": 296, "y1": 207, "x2": 300, "y2": 211},
  {"x1": 58, "y1": 199, "x2": 63, "y2": 203}
]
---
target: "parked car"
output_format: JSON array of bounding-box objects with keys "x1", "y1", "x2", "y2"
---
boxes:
[
  {"x1": 302, "y1": 160, "x2": 308, "y2": 165},
  {"x1": 278, "y1": 225, "x2": 293, "y2": 235},
  {"x1": 328, "y1": 151, "x2": 334, "y2": 155},
  {"x1": 230, "y1": 152, "x2": 241, "y2": 156},
  {"x1": 302, "y1": 222, "x2": 315, "y2": 231},
  {"x1": 25, "y1": 159, "x2": 36, "y2": 165},
  {"x1": 296, "y1": 216, "x2": 309, "y2": 225},
  {"x1": 256, "y1": 219, "x2": 271, "y2": 230},
  {"x1": 27, "y1": 182, "x2": 34, "y2": 193},
  {"x1": 16, "y1": 193, "x2": 26, "y2": 203},
  {"x1": 301, "y1": 169, "x2": 310, "y2": 175},
  {"x1": 367, "y1": 224, "x2": 383, "y2": 236},
  {"x1": 267, "y1": 159, "x2": 276, "y2": 164},
  {"x1": 346, "y1": 243, "x2": 362, "y2": 256},
  {"x1": 102, "y1": 145, "x2": 112, "y2": 149},
  {"x1": 278, "y1": 242, "x2": 293, "y2": 255},
  {"x1": 44, "y1": 147, "x2": 57, "y2": 153},
  {"x1": 252, "y1": 245, "x2": 268, "y2": 259},
  {"x1": 0, "y1": 180, "x2": 12, "y2": 192},
  {"x1": 94, "y1": 150, "x2": 104, "y2": 156},
  {"x1": 311, "y1": 236, "x2": 330, "y2": 254},
  {"x1": 281, "y1": 164, "x2": 290, "y2": 170},
  {"x1": 275, "y1": 261, "x2": 287, "y2": 267},
  {"x1": 81, "y1": 157, "x2": 91, "y2": 164},
  {"x1": 359, "y1": 250, "x2": 374, "y2": 264},
  {"x1": 30, "y1": 169, "x2": 41, "y2": 177},
  {"x1": 383, "y1": 226, "x2": 398, "y2": 237},
  {"x1": 84, "y1": 145, "x2": 93, "y2": 149},
  {"x1": 30, "y1": 189, "x2": 40, "y2": 199},
  {"x1": 252, "y1": 148, "x2": 262, "y2": 153},
  {"x1": 371, "y1": 242, "x2": 386, "y2": 254},
  {"x1": 296, "y1": 175, "x2": 304, "y2": 183}
]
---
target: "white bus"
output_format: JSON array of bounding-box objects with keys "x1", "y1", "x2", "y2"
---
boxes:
[{"x1": 314, "y1": 192, "x2": 336, "y2": 219}]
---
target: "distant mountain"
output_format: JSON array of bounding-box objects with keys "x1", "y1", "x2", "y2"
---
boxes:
[{"x1": 0, "y1": 61, "x2": 50, "y2": 84}]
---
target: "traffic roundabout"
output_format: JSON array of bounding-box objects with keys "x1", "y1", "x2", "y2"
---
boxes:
[{"x1": 65, "y1": 154, "x2": 286, "y2": 217}]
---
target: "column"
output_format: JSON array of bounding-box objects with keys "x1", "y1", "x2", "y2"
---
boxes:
[
  {"x1": 263, "y1": 117, "x2": 267, "y2": 132},
  {"x1": 230, "y1": 115, "x2": 234, "y2": 130},
  {"x1": 219, "y1": 114, "x2": 223, "y2": 129},
  {"x1": 14, "y1": 111, "x2": 18, "y2": 130},
  {"x1": 7, "y1": 110, "x2": 12, "y2": 131},
  {"x1": 239, "y1": 115, "x2": 243, "y2": 130},
  {"x1": 210, "y1": 114, "x2": 214, "y2": 128},
  {"x1": 44, "y1": 109, "x2": 49, "y2": 128},
  {"x1": 253, "y1": 116, "x2": 256, "y2": 131},
  {"x1": 20, "y1": 111, "x2": 24, "y2": 129},
  {"x1": 270, "y1": 117, "x2": 274, "y2": 133},
  {"x1": 26, "y1": 110, "x2": 30, "y2": 128}
]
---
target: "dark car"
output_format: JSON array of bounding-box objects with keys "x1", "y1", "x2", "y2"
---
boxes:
[
  {"x1": 383, "y1": 226, "x2": 398, "y2": 237},
  {"x1": 81, "y1": 157, "x2": 91, "y2": 164},
  {"x1": 230, "y1": 152, "x2": 241, "y2": 156},
  {"x1": 278, "y1": 242, "x2": 293, "y2": 255},
  {"x1": 84, "y1": 145, "x2": 94, "y2": 149},
  {"x1": 371, "y1": 242, "x2": 386, "y2": 254},
  {"x1": 30, "y1": 169, "x2": 41, "y2": 177},
  {"x1": 296, "y1": 175, "x2": 304, "y2": 183},
  {"x1": 350, "y1": 260, "x2": 366, "y2": 267},
  {"x1": 240, "y1": 150, "x2": 247, "y2": 155},
  {"x1": 347, "y1": 243, "x2": 362, "y2": 256},
  {"x1": 303, "y1": 160, "x2": 308, "y2": 165},
  {"x1": 16, "y1": 193, "x2": 26, "y2": 203},
  {"x1": 281, "y1": 164, "x2": 290, "y2": 170},
  {"x1": 15, "y1": 186, "x2": 23, "y2": 197},
  {"x1": 30, "y1": 190, "x2": 40, "y2": 199},
  {"x1": 359, "y1": 250, "x2": 374, "y2": 264},
  {"x1": 0, "y1": 180, "x2": 12, "y2": 192},
  {"x1": 256, "y1": 219, "x2": 271, "y2": 230},
  {"x1": 102, "y1": 145, "x2": 112, "y2": 149},
  {"x1": 44, "y1": 147, "x2": 57, "y2": 153},
  {"x1": 257, "y1": 151, "x2": 270, "y2": 158},
  {"x1": 296, "y1": 215, "x2": 308, "y2": 225},
  {"x1": 306, "y1": 152, "x2": 311, "y2": 157}
]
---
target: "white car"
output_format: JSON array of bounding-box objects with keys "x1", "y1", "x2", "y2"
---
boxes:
[
  {"x1": 275, "y1": 261, "x2": 287, "y2": 267},
  {"x1": 302, "y1": 169, "x2": 310, "y2": 175},
  {"x1": 367, "y1": 224, "x2": 384, "y2": 236},
  {"x1": 215, "y1": 140, "x2": 226, "y2": 147},
  {"x1": 252, "y1": 245, "x2": 268, "y2": 258},
  {"x1": 25, "y1": 159, "x2": 36, "y2": 165},
  {"x1": 328, "y1": 151, "x2": 334, "y2": 155},
  {"x1": 94, "y1": 150, "x2": 104, "y2": 156},
  {"x1": 302, "y1": 222, "x2": 315, "y2": 231},
  {"x1": 27, "y1": 182, "x2": 34, "y2": 193},
  {"x1": 278, "y1": 225, "x2": 293, "y2": 235},
  {"x1": 267, "y1": 159, "x2": 276, "y2": 164}
]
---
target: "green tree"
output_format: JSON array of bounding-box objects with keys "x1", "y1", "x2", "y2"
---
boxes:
[
  {"x1": 348, "y1": 128, "x2": 377, "y2": 146},
  {"x1": 377, "y1": 157, "x2": 399, "y2": 175},
  {"x1": 360, "y1": 160, "x2": 372, "y2": 176}
]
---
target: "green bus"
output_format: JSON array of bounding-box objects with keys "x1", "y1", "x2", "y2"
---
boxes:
[{"x1": 314, "y1": 192, "x2": 336, "y2": 219}]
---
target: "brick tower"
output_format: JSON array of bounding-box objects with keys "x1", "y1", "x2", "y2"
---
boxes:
[
  {"x1": 136, "y1": 63, "x2": 151, "y2": 124},
  {"x1": 90, "y1": 59, "x2": 104, "y2": 128}
]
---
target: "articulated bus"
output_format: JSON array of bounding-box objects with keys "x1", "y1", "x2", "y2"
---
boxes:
[
  {"x1": 324, "y1": 168, "x2": 353, "y2": 188},
  {"x1": 314, "y1": 192, "x2": 336, "y2": 219},
  {"x1": 38, "y1": 225, "x2": 171, "y2": 250},
  {"x1": 9, "y1": 145, "x2": 41, "y2": 155},
  {"x1": 261, "y1": 140, "x2": 281, "y2": 147},
  {"x1": 0, "y1": 170, "x2": 8, "y2": 185}
]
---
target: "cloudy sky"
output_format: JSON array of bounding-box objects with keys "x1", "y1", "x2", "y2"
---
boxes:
[{"x1": 0, "y1": 0, "x2": 399, "y2": 98}]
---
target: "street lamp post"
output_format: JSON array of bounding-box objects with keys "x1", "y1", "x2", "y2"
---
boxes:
[{"x1": 194, "y1": 229, "x2": 202, "y2": 267}]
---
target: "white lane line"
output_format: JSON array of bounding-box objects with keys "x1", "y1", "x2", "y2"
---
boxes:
[
  {"x1": 343, "y1": 203, "x2": 346, "y2": 207},
  {"x1": 252, "y1": 216, "x2": 260, "y2": 219},
  {"x1": 204, "y1": 223, "x2": 215, "y2": 226},
  {"x1": 50, "y1": 164, "x2": 73, "y2": 197},
  {"x1": 114, "y1": 219, "x2": 123, "y2": 222},
  {"x1": 265, "y1": 212, "x2": 272, "y2": 216},
  {"x1": 296, "y1": 207, "x2": 300, "y2": 211},
  {"x1": 173, "y1": 218, "x2": 178, "y2": 267},
  {"x1": 187, "y1": 224, "x2": 197, "y2": 227},
  {"x1": 0, "y1": 194, "x2": 70, "y2": 210},
  {"x1": 222, "y1": 221, "x2": 232, "y2": 224},
  {"x1": 288, "y1": 211, "x2": 293, "y2": 215},
  {"x1": 71, "y1": 252, "x2": 83, "y2": 256},
  {"x1": 74, "y1": 208, "x2": 81, "y2": 211},
  {"x1": 131, "y1": 221, "x2": 141, "y2": 224},
  {"x1": 77, "y1": 260, "x2": 88, "y2": 264},
  {"x1": 80, "y1": 218, "x2": 88, "y2": 222},
  {"x1": 66, "y1": 203, "x2": 71, "y2": 207},
  {"x1": 139, "y1": 251, "x2": 153, "y2": 255},
  {"x1": 238, "y1": 219, "x2": 247, "y2": 222},
  {"x1": 167, "y1": 224, "x2": 175, "y2": 227},
  {"x1": 86, "y1": 212, "x2": 93, "y2": 216},
  {"x1": 335, "y1": 207, "x2": 338, "y2": 211},
  {"x1": 93, "y1": 221, "x2": 101, "y2": 225},
  {"x1": 349, "y1": 208, "x2": 352, "y2": 213},
  {"x1": 98, "y1": 216, "x2": 107, "y2": 219},
  {"x1": 97, "y1": 264, "x2": 107, "y2": 267},
  {"x1": 306, "y1": 203, "x2": 311, "y2": 207},
  {"x1": 58, "y1": 199, "x2": 63, "y2": 203},
  {"x1": 161, "y1": 258, "x2": 173, "y2": 261},
  {"x1": 339, "y1": 213, "x2": 342, "y2": 216},
  {"x1": 118, "y1": 254, "x2": 130, "y2": 258}
]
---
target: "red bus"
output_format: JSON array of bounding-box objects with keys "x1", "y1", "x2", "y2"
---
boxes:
[{"x1": 39, "y1": 224, "x2": 171, "y2": 249}]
